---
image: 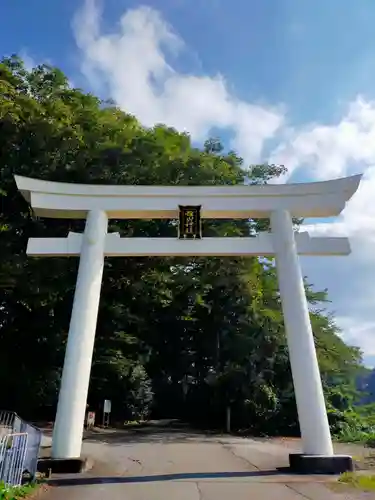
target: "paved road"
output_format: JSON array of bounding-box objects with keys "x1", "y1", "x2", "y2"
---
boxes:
[{"x1": 42, "y1": 427, "x2": 374, "y2": 499}]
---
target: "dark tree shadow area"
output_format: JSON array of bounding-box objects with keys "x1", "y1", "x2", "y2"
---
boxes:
[{"x1": 81, "y1": 425, "x2": 232, "y2": 446}]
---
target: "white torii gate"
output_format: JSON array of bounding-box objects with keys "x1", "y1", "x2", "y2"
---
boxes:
[{"x1": 15, "y1": 174, "x2": 362, "y2": 473}]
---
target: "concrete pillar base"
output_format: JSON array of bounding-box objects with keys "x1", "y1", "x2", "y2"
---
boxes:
[
  {"x1": 289, "y1": 453, "x2": 354, "y2": 475},
  {"x1": 37, "y1": 456, "x2": 94, "y2": 475}
]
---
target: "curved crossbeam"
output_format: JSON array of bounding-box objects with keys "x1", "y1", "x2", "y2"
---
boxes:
[{"x1": 15, "y1": 174, "x2": 362, "y2": 219}]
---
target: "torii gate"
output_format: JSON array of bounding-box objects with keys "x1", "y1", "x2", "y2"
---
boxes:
[{"x1": 15, "y1": 174, "x2": 361, "y2": 473}]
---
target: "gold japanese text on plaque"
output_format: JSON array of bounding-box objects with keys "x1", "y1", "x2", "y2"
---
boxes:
[{"x1": 178, "y1": 205, "x2": 202, "y2": 239}]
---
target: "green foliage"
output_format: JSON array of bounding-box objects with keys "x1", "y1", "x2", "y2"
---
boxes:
[
  {"x1": 126, "y1": 365, "x2": 154, "y2": 421},
  {"x1": 0, "y1": 55, "x2": 368, "y2": 435},
  {"x1": 0, "y1": 481, "x2": 38, "y2": 500},
  {"x1": 327, "y1": 389, "x2": 375, "y2": 444}
]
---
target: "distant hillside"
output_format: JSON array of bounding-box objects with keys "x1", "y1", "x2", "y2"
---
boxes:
[{"x1": 357, "y1": 369, "x2": 375, "y2": 404}]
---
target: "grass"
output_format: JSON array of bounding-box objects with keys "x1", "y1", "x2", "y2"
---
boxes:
[
  {"x1": 0, "y1": 481, "x2": 40, "y2": 500},
  {"x1": 338, "y1": 472, "x2": 375, "y2": 491}
]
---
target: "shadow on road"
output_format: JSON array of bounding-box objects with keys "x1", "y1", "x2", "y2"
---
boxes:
[
  {"x1": 82, "y1": 426, "x2": 227, "y2": 446},
  {"x1": 48, "y1": 468, "x2": 291, "y2": 486}
]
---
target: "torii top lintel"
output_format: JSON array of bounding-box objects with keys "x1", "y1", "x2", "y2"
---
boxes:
[{"x1": 14, "y1": 174, "x2": 362, "y2": 220}]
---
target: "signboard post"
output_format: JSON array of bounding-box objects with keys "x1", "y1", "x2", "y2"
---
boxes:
[
  {"x1": 86, "y1": 411, "x2": 95, "y2": 429},
  {"x1": 103, "y1": 399, "x2": 111, "y2": 428}
]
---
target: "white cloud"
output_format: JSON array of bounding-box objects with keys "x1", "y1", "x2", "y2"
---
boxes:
[
  {"x1": 72, "y1": 0, "x2": 375, "y2": 365},
  {"x1": 335, "y1": 317, "x2": 375, "y2": 358},
  {"x1": 271, "y1": 97, "x2": 375, "y2": 180},
  {"x1": 287, "y1": 112, "x2": 375, "y2": 365},
  {"x1": 304, "y1": 166, "x2": 375, "y2": 242},
  {"x1": 73, "y1": 0, "x2": 284, "y2": 164},
  {"x1": 19, "y1": 50, "x2": 36, "y2": 72}
]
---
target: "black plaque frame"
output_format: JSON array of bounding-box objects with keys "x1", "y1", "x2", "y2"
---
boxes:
[{"x1": 178, "y1": 205, "x2": 202, "y2": 239}]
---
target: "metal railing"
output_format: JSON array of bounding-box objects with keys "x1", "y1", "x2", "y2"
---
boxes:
[
  {"x1": 0, "y1": 433, "x2": 28, "y2": 487},
  {"x1": 0, "y1": 411, "x2": 42, "y2": 487},
  {"x1": 0, "y1": 410, "x2": 16, "y2": 437}
]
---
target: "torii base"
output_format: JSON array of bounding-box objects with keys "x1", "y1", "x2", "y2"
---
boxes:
[
  {"x1": 37, "y1": 456, "x2": 93, "y2": 475},
  {"x1": 289, "y1": 453, "x2": 354, "y2": 474}
]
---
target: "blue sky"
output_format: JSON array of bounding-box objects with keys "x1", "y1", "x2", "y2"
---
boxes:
[
  {"x1": 1, "y1": 0, "x2": 375, "y2": 365},
  {"x1": 4, "y1": 0, "x2": 375, "y2": 125}
]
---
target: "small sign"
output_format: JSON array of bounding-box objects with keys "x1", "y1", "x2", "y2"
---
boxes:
[
  {"x1": 103, "y1": 399, "x2": 112, "y2": 413},
  {"x1": 178, "y1": 206, "x2": 202, "y2": 239},
  {"x1": 87, "y1": 411, "x2": 95, "y2": 429}
]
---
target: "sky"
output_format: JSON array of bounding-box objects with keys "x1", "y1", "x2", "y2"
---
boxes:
[{"x1": 1, "y1": 0, "x2": 375, "y2": 365}]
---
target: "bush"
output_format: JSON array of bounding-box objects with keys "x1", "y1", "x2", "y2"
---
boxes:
[
  {"x1": 0, "y1": 481, "x2": 38, "y2": 500},
  {"x1": 365, "y1": 434, "x2": 375, "y2": 448},
  {"x1": 328, "y1": 406, "x2": 375, "y2": 443}
]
